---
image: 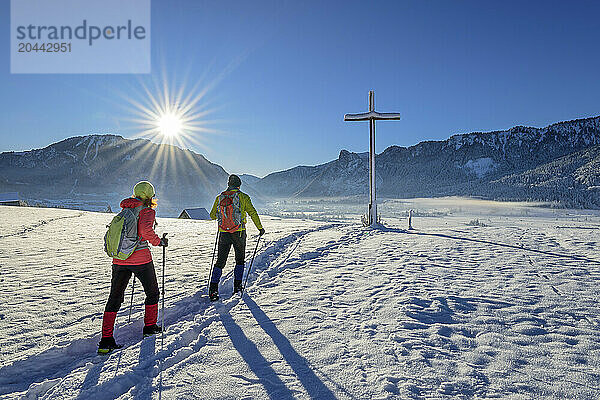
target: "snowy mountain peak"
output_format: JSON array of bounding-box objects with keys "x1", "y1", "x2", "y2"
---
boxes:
[{"x1": 0, "y1": 134, "x2": 230, "y2": 214}]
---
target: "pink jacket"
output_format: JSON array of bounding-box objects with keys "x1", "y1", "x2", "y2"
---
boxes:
[{"x1": 113, "y1": 197, "x2": 161, "y2": 265}]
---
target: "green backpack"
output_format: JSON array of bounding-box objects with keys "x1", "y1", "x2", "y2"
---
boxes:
[{"x1": 104, "y1": 205, "x2": 144, "y2": 260}]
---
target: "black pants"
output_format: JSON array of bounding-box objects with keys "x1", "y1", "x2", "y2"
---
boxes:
[
  {"x1": 215, "y1": 230, "x2": 247, "y2": 269},
  {"x1": 105, "y1": 261, "x2": 159, "y2": 312}
]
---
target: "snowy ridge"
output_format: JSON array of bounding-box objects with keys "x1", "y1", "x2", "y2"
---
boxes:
[{"x1": 446, "y1": 116, "x2": 600, "y2": 153}]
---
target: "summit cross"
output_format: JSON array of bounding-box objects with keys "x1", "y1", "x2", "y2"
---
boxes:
[{"x1": 344, "y1": 90, "x2": 401, "y2": 226}]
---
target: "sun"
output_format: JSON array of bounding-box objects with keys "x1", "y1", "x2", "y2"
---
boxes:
[
  {"x1": 157, "y1": 112, "x2": 183, "y2": 137},
  {"x1": 121, "y1": 71, "x2": 224, "y2": 153}
]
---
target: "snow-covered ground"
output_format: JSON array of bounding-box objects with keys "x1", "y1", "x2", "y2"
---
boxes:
[{"x1": 1, "y1": 200, "x2": 600, "y2": 399}]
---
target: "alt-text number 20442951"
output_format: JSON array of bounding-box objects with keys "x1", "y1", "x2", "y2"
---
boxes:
[{"x1": 18, "y1": 42, "x2": 72, "y2": 53}]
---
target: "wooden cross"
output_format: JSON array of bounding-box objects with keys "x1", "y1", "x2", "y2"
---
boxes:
[{"x1": 344, "y1": 90, "x2": 401, "y2": 226}]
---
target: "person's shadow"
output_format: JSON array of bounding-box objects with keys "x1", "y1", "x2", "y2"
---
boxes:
[
  {"x1": 75, "y1": 356, "x2": 106, "y2": 400},
  {"x1": 243, "y1": 295, "x2": 338, "y2": 400},
  {"x1": 219, "y1": 309, "x2": 297, "y2": 400},
  {"x1": 131, "y1": 333, "x2": 157, "y2": 397}
]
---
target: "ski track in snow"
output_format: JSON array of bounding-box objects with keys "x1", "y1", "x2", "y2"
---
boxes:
[
  {"x1": 0, "y1": 212, "x2": 84, "y2": 239},
  {"x1": 1, "y1": 206, "x2": 600, "y2": 399}
]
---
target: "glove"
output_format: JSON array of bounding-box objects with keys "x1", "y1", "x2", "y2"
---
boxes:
[
  {"x1": 159, "y1": 237, "x2": 169, "y2": 247},
  {"x1": 259, "y1": 228, "x2": 265, "y2": 236}
]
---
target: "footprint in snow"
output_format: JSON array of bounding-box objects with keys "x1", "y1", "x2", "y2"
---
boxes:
[{"x1": 300, "y1": 251, "x2": 321, "y2": 260}]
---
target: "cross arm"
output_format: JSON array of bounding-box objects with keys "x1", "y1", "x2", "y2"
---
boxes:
[{"x1": 344, "y1": 111, "x2": 401, "y2": 121}]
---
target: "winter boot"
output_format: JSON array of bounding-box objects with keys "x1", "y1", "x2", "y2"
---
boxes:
[
  {"x1": 143, "y1": 324, "x2": 163, "y2": 337},
  {"x1": 209, "y1": 282, "x2": 220, "y2": 302},
  {"x1": 233, "y1": 280, "x2": 243, "y2": 294},
  {"x1": 98, "y1": 336, "x2": 123, "y2": 354}
]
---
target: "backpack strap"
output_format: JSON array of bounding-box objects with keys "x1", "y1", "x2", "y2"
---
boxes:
[{"x1": 132, "y1": 205, "x2": 149, "y2": 249}]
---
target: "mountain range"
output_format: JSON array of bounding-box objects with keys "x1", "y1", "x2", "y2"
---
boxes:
[
  {"x1": 0, "y1": 135, "x2": 230, "y2": 215},
  {"x1": 254, "y1": 116, "x2": 600, "y2": 208},
  {"x1": 1, "y1": 115, "x2": 600, "y2": 214}
]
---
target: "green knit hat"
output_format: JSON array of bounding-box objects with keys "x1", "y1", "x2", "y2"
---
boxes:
[{"x1": 133, "y1": 181, "x2": 155, "y2": 200}]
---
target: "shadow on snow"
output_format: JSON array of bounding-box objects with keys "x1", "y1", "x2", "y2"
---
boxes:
[
  {"x1": 243, "y1": 295, "x2": 338, "y2": 400},
  {"x1": 372, "y1": 225, "x2": 600, "y2": 265}
]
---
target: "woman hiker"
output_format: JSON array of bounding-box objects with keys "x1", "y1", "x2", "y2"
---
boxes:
[
  {"x1": 208, "y1": 174, "x2": 265, "y2": 301},
  {"x1": 98, "y1": 181, "x2": 169, "y2": 354}
]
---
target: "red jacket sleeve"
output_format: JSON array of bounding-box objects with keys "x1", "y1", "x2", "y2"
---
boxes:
[{"x1": 138, "y1": 208, "x2": 161, "y2": 246}]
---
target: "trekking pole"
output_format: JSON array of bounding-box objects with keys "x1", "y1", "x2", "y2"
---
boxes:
[
  {"x1": 158, "y1": 233, "x2": 167, "y2": 399},
  {"x1": 159, "y1": 232, "x2": 167, "y2": 400},
  {"x1": 242, "y1": 235, "x2": 261, "y2": 293},
  {"x1": 207, "y1": 228, "x2": 220, "y2": 291},
  {"x1": 161, "y1": 233, "x2": 167, "y2": 335},
  {"x1": 127, "y1": 277, "x2": 135, "y2": 323}
]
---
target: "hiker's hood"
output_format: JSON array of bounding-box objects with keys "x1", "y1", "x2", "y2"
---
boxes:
[{"x1": 120, "y1": 197, "x2": 144, "y2": 209}]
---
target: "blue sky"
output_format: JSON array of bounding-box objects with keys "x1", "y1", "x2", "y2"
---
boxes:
[{"x1": 1, "y1": 1, "x2": 599, "y2": 177}]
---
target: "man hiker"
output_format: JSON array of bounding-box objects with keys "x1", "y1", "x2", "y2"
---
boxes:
[
  {"x1": 98, "y1": 181, "x2": 169, "y2": 354},
  {"x1": 209, "y1": 174, "x2": 265, "y2": 301}
]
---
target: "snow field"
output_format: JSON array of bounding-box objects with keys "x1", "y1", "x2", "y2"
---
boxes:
[
  {"x1": 0, "y1": 206, "x2": 324, "y2": 398},
  {"x1": 1, "y1": 204, "x2": 600, "y2": 399}
]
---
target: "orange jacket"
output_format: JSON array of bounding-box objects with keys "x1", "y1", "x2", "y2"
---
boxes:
[{"x1": 113, "y1": 197, "x2": 161, "y2": 265}]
